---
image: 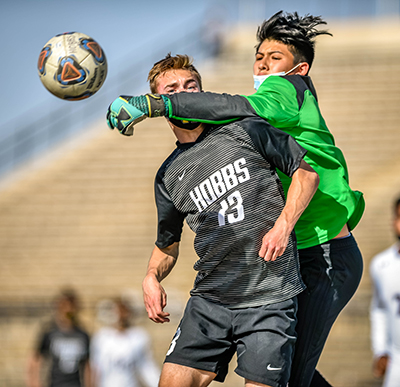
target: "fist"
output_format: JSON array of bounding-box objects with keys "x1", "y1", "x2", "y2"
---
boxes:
[{"x1": 106, "y1": 96, "x2": 146, "y2": 136}]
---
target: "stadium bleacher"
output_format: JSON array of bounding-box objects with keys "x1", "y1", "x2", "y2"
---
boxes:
[{"x1": 0, "y1": 19, "x2": 399, "y2": 386}]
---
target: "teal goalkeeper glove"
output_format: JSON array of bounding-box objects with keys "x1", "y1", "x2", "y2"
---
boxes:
[{"x1": 106, "y1": 94, "x2": 169, "y2": 136}]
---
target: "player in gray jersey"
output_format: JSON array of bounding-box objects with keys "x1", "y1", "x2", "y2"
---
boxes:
[
  {"x1": 370, "y1": 197, "x2": 400, "y2": 387},
  {"x1": 131, "y1": 54, "x2": 319, "y2": 387}
]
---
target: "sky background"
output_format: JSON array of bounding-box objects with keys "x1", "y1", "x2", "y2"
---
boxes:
[
  {"x1": 0, "y1": 0, "x2": 212, "y2": 136},
  {"x1": 0, "y1": 0, "x2": 398, "y2": 141}
]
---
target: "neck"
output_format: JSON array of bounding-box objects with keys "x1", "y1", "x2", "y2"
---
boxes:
[
  {"x1": 116, "y1": 319, "x2": 130, "y2": 331},
  {"x1": 171, "y1": 123, "x2": 206, "y2": 144},
  {"x1": 56, "y1": 315, "x2": 74, "y2": 331}
]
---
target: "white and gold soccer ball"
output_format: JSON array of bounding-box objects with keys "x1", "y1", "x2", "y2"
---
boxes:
[{"x1": 37, "y1": 32, "x2": 107, "y2": 100}]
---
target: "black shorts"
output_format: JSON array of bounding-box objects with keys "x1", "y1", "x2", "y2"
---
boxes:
[
  {"x1": 290, "y1": 234, "x2": 363, "y2": 386},
  {"x1": 164, "y1": 295, "x2": 298, "y2": 387}
]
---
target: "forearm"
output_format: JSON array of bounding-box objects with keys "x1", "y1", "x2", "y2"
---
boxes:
[
  {"x1": 167, "y1": 92, "x2": 257, "y2": 124},
  {"x1": 146, "y1": 243, "x2": 179, "y2": 282},
  {"x1": 277, "y1": 160, "x2": 319, "y2": 232},
  {"x1": 107, "y1": 92, "x2": 257, "y2": 135},
  {"x1": 26, "y1": 354, "x2": 42, "y2": 387},
  {"x1": 83, "y1": 361, "x2": 91, "y2": 387},
  {"x1": 370, "y1": 293, "x2": 389, "y2": 356},
  {"x1": 143, "y1": 243, "x2": 179, "y2": 323},
  {"x1": 259, "y1": 160, "x2": 318, "y2": 261}
]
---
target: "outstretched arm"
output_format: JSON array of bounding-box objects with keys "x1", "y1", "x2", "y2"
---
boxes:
[
  {"x1": 142, "y1": 242, "x2": 179, "y2": 323},
  {"x1": 259, "y1": 160, "x2": 319, "y2": 261},
  {"x1": 106, "y1": 92, "x2": 256, "y2": 135},
  {"x1": 106, "y1": 77, "x2": 303, "y2": 135},
  {"x1": 167, "y1": 92, "x2": 256, "y2": 123}
]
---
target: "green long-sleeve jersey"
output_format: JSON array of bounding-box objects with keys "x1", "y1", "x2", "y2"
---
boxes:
[{"x1": 165, "y1": 74, "x2": 365, "y2": 249}]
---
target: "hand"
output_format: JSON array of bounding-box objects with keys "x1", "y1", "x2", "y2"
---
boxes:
[
  {"x1": 106, "y1": 94, "x2": 168, "y2": 136},
  {"x1": 373, "y1": 355, "x2": 389, "y2": 378},
  {"x1": 142, "y1": 274, "x2": 170, "y2": 323},
  {"x1": 258, "y1": 222, "x2": 290, "y2": 261},
  {"x1": 106, "y1": 95, "x2": 147, "y2": 136}
]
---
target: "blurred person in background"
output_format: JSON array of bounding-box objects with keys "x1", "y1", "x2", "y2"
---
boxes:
[
  {"x1": 90, "y1": 297, "x2": 160, "y2": 387},
  {"x1": 26, "y1": 288, "x2": 91, "y2": 387},
  {"x1": 370, "y1": 197, "x2": 400, "y2": 387}
]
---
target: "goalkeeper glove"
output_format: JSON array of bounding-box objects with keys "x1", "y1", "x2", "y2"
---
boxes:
[{"x1": 106, "y1": 94, "x2": 169, "y2": 136}]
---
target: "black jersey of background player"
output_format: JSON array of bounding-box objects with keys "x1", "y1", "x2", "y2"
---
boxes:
[
  {"x1": 38, "y1": 321, "x2": 90, "y2": 387},
  {"x1": 155, "y1": 117, "x2": 307, "y2": 308}
]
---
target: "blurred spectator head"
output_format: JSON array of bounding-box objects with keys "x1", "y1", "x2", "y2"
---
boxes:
[
  {"x1": 96, "y1": 296, "x2": 136, "y2": 329},
  {"x1": 53, "y1": 287, "x2": 81, "y2": 325}
]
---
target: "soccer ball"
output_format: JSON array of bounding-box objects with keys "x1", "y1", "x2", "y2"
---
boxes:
[{"x1": 37, "y1": 32, "x2": 107, "y2": 100}]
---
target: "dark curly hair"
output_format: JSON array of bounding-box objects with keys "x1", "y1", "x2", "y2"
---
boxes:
[{"x1": 256, "y1": 11, "x2": 332, "y2": 69}]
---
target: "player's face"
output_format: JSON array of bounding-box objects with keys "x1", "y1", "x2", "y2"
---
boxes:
[
  {"x1": 156, "y1": 69, "x2": 201, "y2": 95},
  {"x1": 254, "y1": 39, "x2": 300, "y2": 76},
  {"x1": 58, "y1": 298, "x2": 78, "y2": 320}
]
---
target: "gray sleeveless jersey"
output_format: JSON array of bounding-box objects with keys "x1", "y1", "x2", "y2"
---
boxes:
[{"x1": 155, "y1": 117, "x2": 307, "y2": 308}]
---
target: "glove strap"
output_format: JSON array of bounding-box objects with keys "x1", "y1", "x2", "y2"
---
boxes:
[
  {"x1": 126, "y1": 94, "x2": 169, "y2": 118},
  {"x1": 145, "y1": 94, "x2": 169, "y2": 117}
]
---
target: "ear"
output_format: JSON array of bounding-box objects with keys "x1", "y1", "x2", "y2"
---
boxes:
[{"x1": 297, "y1": 62, "x2": 310, "y2": 76}]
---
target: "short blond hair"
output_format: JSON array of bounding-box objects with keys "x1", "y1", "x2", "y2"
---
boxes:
[{"x1": 147, "y1": 53, "x2": 202, "y2": 94}]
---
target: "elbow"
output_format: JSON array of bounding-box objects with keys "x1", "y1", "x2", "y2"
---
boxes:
[
  {"x1": 298, "y1": 159, "x2": 319, "y2": 189},
  {"x1": 309, "y1": 171, "x2": 319, "y2": 198},
  {"x1": 303, "y1": 161, "x2": 319, "y2": 192}
]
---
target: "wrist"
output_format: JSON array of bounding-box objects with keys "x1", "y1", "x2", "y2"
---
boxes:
[
  {"x1": 274, "y1": 214, "x2": 294, "y2": 235},
  {"x1": 146, "y1": 94, "x2": 169, "y2": 117},
  {"x1": 126, "y1": 95, "x2": 150, "y2": 116},
  {"x1": 126, "y1": 94, "x2": 169, "y2": 117},
  {"x1": 144, "y1": 271, "x2": 161, "y2": 283}
]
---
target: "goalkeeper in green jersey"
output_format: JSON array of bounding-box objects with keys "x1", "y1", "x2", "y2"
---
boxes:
[{"x1": 106, "y1": 11, "x2": 364, "y2": 387}]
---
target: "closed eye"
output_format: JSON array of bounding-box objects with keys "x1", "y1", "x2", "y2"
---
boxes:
[{"x1": 185, "y1": 80, "x2": 200, "y2": 92}]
